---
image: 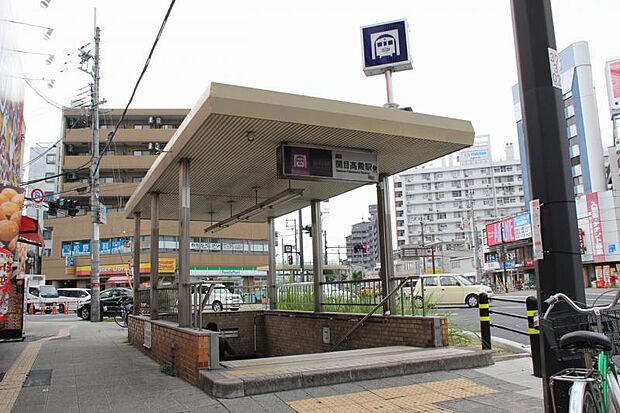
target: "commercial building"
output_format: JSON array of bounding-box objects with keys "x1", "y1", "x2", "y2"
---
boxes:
[
  {"x1": 42, "y1": 108, "x2": 270, "y2": 290},
  {"x1": 393, "y1": 135, "x2": 526, "y2": 256},
  {"x1": 345, "y1": 204, "x2": 379, "y2": 270},
  {"x1": 513, "y1": 41, "x2": 606, "y2": 201}
]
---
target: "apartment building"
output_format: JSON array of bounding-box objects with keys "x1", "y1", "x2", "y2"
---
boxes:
[
  {"x1": 345, "y1": 204, "x2": 379, "y2": 270},
  {"x1": 42, "y1": 108, "x2": 269, "y2": 289},
  {"x1": 394, "y1": 136, "x2": 525, "y2": 251},
  {"x1": 513, "y1": 41, "x2": 606, "y2": 200}
]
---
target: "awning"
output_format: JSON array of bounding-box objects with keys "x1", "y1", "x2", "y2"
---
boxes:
[
  {"x1": 18, "y1": 216, "x2": 43, "y2": 247},
  {"x1": 106, "y1": 276, "x2": 131, "y2": 284}
]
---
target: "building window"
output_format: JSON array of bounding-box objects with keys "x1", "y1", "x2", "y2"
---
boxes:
[
  {"x1": 45, "y1": 172, "x2": 55, "y2": 183},
  {"x1": 480, "y1": 168, "x2": 488, "y2": 175},
  {"x1": 452, "y1": 191, "x2": 462, "y2": 198},
  {"x1": 435, "y1": 172, "x2": 443, "y2": 179},
  {"x1": 42, "y1": 229, "x2": 53, "y2": 240},
  {"x1": 133, "y1": 150, "x2": 151, "y2": 156},
  {"x1": 437, "y1": 213, "x2": 447, "y2": 220},
  {"x1": 100, "y1": 176, "x2": 114, "y2": 184},
  {"x1": 46, "y1": 154, "x2": 56, "y2": 164},
  {"x1": 483, "y1": 199, "x2": 493, "y2": 206},
  {"x1": 132, "y1": 176, "x2": 143, "y2": 183},
  {"x1": 565, "y1": 105, "x2": 575, "y2": 118},
  {"x1": 422, "y1": 173, "x2": 431, "y2": 180},
  {"x1": 568, "y1": 124, "x2": 578, "y2": 137},
  {"x1": 452, "y1": 171, "x2": 459, "y2": 178},
  {"x1": 43, "y1": 248, "x2": 52, "y2": 257}
]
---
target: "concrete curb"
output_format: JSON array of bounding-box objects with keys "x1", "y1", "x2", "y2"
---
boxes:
[{"x1": 199, "y1": 349, "x2": 493, "y2": 398}]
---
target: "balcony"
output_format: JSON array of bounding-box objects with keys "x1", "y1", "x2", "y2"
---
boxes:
[
  {"x1": 65, "y1": 128, "x2": 175, "y2": 144},
  {"x1": 63, "y1": 155, "x2": 157, "y2": 170}
]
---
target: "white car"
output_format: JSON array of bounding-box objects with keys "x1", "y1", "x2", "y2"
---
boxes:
[
  {"x1": 192, "y1": 284, "x2": 242, "y2": 312},
  {"x1": 57, "y1": 288, "x2": 91, "y2": 313}
]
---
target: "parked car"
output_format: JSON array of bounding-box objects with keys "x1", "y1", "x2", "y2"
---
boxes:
[
  {"x1": 77, "y1": 287, "x2": 132, "y2": 320},
  {"x1": 27, "y1": 285, "x2": 63, "y2": 314},
  {"x1": 192, "y1": 284, "x2": 242, "y2": 312},
  {"x1": 412, "y1": 274, "x2": 493, "y2": 307},
  {"x1": 57, "y1": 288, "x2": 91, "y2": 313}
]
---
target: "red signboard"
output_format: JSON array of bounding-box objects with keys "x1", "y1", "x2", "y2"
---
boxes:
[
  {"x1": 587, "y1": 192, "x2": 605, "y2": 262},
  {"x1": 485, "y1": 218, "x2": 515, "y2": 247}
]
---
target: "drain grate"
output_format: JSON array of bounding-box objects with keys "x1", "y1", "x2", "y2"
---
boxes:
[{"x1": 23, "y1": 369, "x2": 52, "y2": 387}]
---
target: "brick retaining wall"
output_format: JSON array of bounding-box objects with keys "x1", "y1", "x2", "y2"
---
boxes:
[
  {"x1": 128, "y1": 315, "x2": 212, "y2": 385},
  {"x1": 128, "y1": 311, "x2": 448, "y2": 387},
  {"x1": 262, "y1": 311, "x2": 447, "y2": 356}
]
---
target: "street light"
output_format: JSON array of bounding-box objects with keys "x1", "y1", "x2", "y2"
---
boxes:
[
  {"x1": 5, "y1": 48, "x2": 55, "y2": 65},
  {"x1": 0, "y1": 19, "x2": 54, "y2": 40},
  {"x1": 40, "y1": 0, "x2": 52, "y2": 8}
]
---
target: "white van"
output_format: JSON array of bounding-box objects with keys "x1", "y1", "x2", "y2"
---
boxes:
[
  {"x1": 192, "y1": 284, "x2": 242, "y2": 312},
  {"x1": 27, "y1": 285, "x2": 63, "y2": 314}
]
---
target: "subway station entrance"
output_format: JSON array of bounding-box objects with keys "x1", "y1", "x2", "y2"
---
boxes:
[{"x1": 124, "y1": 83, "x2": 484, "y2": 396}]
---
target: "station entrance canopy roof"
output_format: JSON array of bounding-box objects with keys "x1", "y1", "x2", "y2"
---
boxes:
[{"x1": 124, "y1": 83, "x2": 474, "y2": 223}]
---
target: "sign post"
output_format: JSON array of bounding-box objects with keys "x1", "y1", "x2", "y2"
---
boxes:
[{"x1": 361, "y1": 19, "x2": 413, "y2": 108}]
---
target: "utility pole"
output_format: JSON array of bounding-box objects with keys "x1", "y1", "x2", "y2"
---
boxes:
[
  {"x1": 323, "y1": 230, "x2": 328, "y2": 265},
  {"x1": 511, "y1": 3, "x2": 586, "y2": 410},
  {"x1": 88, "y1": 16, "x2": 101, "y2": 322},
  {"x1": 420, "y1": 220, "x2": 426, "y2": 274},
  {"x1": 469, "y1": 189, "x2": 482, "y2": 282}
]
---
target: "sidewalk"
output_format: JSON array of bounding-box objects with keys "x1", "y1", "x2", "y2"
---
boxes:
[{"x1": 2, "y1": 318, "x2": 543, "y2": 412}]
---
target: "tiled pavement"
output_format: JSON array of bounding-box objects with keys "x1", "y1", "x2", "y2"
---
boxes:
[{"x1": 3, "y1": 318, "x2": 543, "y2": 412}]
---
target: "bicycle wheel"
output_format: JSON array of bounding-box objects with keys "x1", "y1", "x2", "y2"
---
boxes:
[
  {"x1": 607, "y1": 369, "x2": 620, "y2": 413},
  {"x1": 568, "y1": 381, "x2": 605, "y2": 413},
  {"x1": 114, "y1": 308, "x2": 128, "y2": 328}
]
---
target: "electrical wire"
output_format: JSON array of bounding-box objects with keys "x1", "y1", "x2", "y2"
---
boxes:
[
  {"x1": 93, "y1": 0, "x2": 176, "y2": 176},
  {"x1": 24, "y1": 79, "x2": 64, "y2": 110}
]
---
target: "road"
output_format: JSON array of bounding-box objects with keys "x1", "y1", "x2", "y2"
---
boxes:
[{"x1": 440, "y1": 288, "x2": 619, "y2": 346}]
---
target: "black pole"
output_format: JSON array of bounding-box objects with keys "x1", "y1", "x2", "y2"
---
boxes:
[
  {"x1": 479, "y1": 292, "x2": 491, "y2": 350},
  {"x1": 526, "y1": 296, "x2": 542, "y2": 378},
  {"x1": 510, "y1": 2, "x2": 586, "y2": 411},
  {"x1": 501, "y1": 223, "x2": 508, "y2": 293}
]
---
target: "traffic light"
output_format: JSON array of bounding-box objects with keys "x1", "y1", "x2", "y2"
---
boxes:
[
  {"x1": 67, "y1": 200, "x2": 79, "y2": 216},
  {"x1": 47, "y1": 201, "x2": 57, "y2": 216},
  {"x1": 353, "y1": 243, "x2": 368, "y2": 253},
  {"x1": 361, "y1": 243, "x2": 368, "y2": 252},
  {"x1": 303, "y1": 225, "x2": 312, "y2": 237},
  {"x1": 287, "y1": 255, "x2": 293, "y2": 265},
  {"x1": 55, "y1": 198, "x2": 80, "y2": 216}
]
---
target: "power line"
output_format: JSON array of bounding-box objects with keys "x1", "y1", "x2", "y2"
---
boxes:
[
  {"x1": 24, "y1": 79, "x2": 64, "y2": 109},
  {"x1": 93, "y1": 0, "x2": 176, "y2": 176}
]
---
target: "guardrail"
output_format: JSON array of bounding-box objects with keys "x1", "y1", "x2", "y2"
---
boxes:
[{"x1": 479, "y1": 292, "x2": 541, "y2": 377}]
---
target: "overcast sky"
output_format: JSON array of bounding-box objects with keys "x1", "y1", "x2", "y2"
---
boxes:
[{"x1": 9, "y1": 0, "x2": 620, "y2": 261}]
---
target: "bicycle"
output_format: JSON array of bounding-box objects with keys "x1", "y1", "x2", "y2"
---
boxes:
[
  {"x1": 542, "y1": 291, "x2": 620, "y2": 412},
  {"x1": 114, "y1": 296, "x2": 133, "y2": 328}
]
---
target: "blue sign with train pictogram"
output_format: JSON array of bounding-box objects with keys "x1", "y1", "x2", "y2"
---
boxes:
[{"x1": 361, "y1": 19, "x2": 412, "y2": 76}]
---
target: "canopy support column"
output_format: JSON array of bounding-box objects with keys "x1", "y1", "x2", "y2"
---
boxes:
[
  {"x1": 132, "y1": 212, "x2": 141, "y2": 315},
  {"x1": 150, "y1": 192, "x2": 160, "y2": 320},
  {"x1": 178, "y1": 158, "x2": 191, "y2": 327},
  {"x1": 267, "y1": 217, "x2": 277, "y2": 309},
  {"x1": 311, "y1": 200, "x2": 323, "y2": 312},
  {"x1": 377, "y1": 175, "x2": 395, "y2": 314}
]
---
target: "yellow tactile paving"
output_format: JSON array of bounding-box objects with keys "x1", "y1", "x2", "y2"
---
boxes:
[
  {"x1": 287, "y1": 377, "x2": 499, "y2": 413},
  {"x1": 0, "y1": 328, "x2": 71, "y2": 413}
]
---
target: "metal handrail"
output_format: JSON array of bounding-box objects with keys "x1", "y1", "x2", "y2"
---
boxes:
[{"x1": 329, "y1": 277, "x2": 412, "y2": 352}]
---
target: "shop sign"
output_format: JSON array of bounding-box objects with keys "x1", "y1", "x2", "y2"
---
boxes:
[
  {"x1": 73, "y1": 258, "x2": 176, "y2": 277},
  {"x1": 586, "y1": 192, "x2": 605, "y2": 262}
]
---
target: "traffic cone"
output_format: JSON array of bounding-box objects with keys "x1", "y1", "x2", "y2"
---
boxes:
[
  {"x1": 28, "y1": 304, "x2": 34, "y2": 315},
  {"x1": 64, "y1": 302, "x2": 69, "y2": 314},
  {"x1": 51, "y1": 303, "x2": 57, "y2": 314}
]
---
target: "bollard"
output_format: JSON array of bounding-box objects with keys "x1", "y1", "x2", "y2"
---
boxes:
[
  {"x1": 526, "y1": 295, "x2": 542, "y2": 378},
  {"x1": 479, "y1": 292, "x2": 491, "y2": 350}
]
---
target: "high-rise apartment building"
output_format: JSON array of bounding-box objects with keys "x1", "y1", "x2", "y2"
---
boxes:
[
  {"x1": 394, "y1": 135, "x2": 525, "y2": 251},
  {"x1": 42, "y1": 109, "x2": 269, "y2": 290},
  {"x1": 345, "y1": 205, "x2": 379, "y2": 270},
  {"x1": 513, "y1": 41, "x2": 606, "y2": 201}
]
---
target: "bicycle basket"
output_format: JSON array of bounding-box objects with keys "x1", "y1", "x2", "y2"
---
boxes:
[{"x1": 540, "y1": 307, "x2": 620, "y2": 362}]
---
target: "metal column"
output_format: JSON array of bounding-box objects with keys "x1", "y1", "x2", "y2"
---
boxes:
[
  {"x1": 178, "y1": 159, "x2": 191, "y2": 327},
  {"x1": 132, "y1": 212, "x2": 141, "y2": 315},
  {"x1": 150, "y1": 193, "x2": 160, "y2": 320},
  {"x1": 511, "y1": 1, "x2": 586, "y2": 410},
  {"x1": 267, "y1": 218, "x2": 277, "y2": 309},
  {"x1": 311, "y1": 200, "x2": 323, "y2": 312},
  {"x1": 298, "y1": 209, "x2": 305, "y2": 281},
  {"x1": 377, "y1": 175, "x2": 395, "y2": 314}
]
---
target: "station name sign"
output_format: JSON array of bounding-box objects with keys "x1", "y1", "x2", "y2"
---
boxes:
[{"x1": 278, "y1": 143, "x2": 378, "y2": 183}]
